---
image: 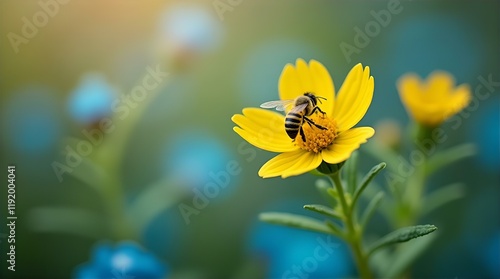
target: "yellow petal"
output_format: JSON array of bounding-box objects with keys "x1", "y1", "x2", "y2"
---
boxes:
[
  {"x1": 405, "y1": 105, "x2": 445, "y2": 126},
  {"x1": 321, "y1": 127, "x2": 374, "y2": 164},
  {"x1": 259, "y1": 149, "x2": 306, "y2": 176},
  {"x1": 279, "y1": 59, "x2": 334, "y2": 114},
  {"x1": 426, "y1": 71, "x2": 455, "y2": 101},
  {"x1": 232, "y1": 108, "x2": 298, "y2": 153},
  {"x1": 281, "y1": 151, "x2": 323, "y2": 178},
  {"x1": 258, "y1": 149, "x2": 322, "y2": 178},
  {"x1": 333, "y1": 64, "x2": 374, "y2": 131},
  {"x1": 309, "y1": 60, "x2": 334, "y2": 115},
  {"x1": 279, "y1": 63, "x2": 302, "y2": 103},
  {"x1": 398, "y1": 73, "x2": 425, "y2": 121},
  {"x1": 398, "y1": 73, "x2": 423, "y2": 105},
  {"x1": 398, "y1": 72, "x2": 471, "y2": 126},
  {"x1": 296, "y1": 59, "x2": 314, "y2": 93},
  {"x1": 452, "y1": 84, "x2": 472, "y2": 108},
  {"x1": 443, "y1": 84, "x2": 471, "y2": 119}
]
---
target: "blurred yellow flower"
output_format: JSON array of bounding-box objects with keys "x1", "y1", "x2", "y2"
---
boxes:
[
  {"x1": 232, "y1": 59, "x2": 375, "y2": 178},
  {"x1": 397, "y1": 71, "x2": 471, "y2": 127}
]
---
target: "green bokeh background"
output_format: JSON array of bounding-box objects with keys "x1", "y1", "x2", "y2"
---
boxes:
[{"x1": 1, "y1": 0, "x2": 499, "y2": 278}]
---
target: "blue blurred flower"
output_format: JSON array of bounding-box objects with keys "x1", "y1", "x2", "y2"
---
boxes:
[
  {"x1": 158, "y1": 5, "x2": 223, "y2": 54},
  {"x1": 2, "y1": 86, "x2": 62, "y2": 154},
  {"x1": 74, "y1": 241, "x2": 168, "y2": 279},
  {"x1": 68, "y1": 73, "x2": 117, "y2": 124},
  {"x1": 162, "y1": 129, "x2": 236, "y2": 195},
  {"x1": 247, "y1": 201, "x2": 353, "y2": 279}
]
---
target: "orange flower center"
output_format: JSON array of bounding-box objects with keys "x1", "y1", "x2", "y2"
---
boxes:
[{"x1": 296, "y1": 115, "x2": 338, "y2": 153}]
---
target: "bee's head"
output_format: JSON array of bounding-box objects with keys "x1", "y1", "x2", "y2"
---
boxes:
[{"x1": 304, "y1": 92, "x2": 327, "y2": 105}]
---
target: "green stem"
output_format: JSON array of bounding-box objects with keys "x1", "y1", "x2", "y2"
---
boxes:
[
  {"x1": 399, "y1": 123, "x2": 434, "y2": 227},
  {"x1": 396, "y1": 160, "x2": 425, "y2": 227},
  {"x1": 330, "y1": 172, "x2": 373, "y2": 279},
  {"x1": 102, "y1": 175, "x2": 137, "y2": 241}
]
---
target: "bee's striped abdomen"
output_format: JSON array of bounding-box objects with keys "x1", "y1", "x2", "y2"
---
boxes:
[{"x1": 285, "y1": 112, "x2": 303, "y2": 139}]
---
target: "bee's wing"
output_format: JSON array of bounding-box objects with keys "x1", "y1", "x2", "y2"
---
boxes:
[
  {"x1": 290, "y1": 103, "x2": 308, "y2": 114},
  {"x1": 260, "y1": 99, "x2": 294, "y2": 111}
]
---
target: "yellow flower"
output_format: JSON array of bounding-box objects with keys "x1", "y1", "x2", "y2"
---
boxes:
[
  {"x1": 397, "y1": 71, "x2": 471, "y2": 127},
  {"x1": 232, "y1": 59, "x2": 375, "y2": 178}
]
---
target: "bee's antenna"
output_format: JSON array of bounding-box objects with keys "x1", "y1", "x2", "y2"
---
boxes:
[{"x1": 316, "y1": 96, "x2": 327, "y2": 104}]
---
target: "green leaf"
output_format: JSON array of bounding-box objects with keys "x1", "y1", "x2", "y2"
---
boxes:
[
  {"x1": 360, "y1": 191, "x2": 385, "y2": 229},
  {"x1": 89, "y1": 83, "x2": 166, "y2": 174},
  {"x1": 425, "y1": 143, "x2": 476, "y2": 176},
  {"x1": 367, "y1": 224, "x2": 437, "y2": 256},
  {"x1": 327, "y1": 188, "x2": 339, "y2": 200},
  {"x1": 127, "y1": 177, "x2": 188, "y2": 231},
  {"x1": 303, "y1": 204, "x2": 343, "y2": 220},
  {"x1": 359, "y1": 180, "x2": 395, "y2": 225},
  {"x1": 352, "y1": 162, "x2": 386, "y2": 209},
  {"x1": 422, "y1": 183, "x2": 465, "y2": 216},
  {"x1": 370, "y1": 245, "x2": 391, "y2": 277},
  {"x1": 28, "y1": 207, "x2": 105, "y2": 238},
  {"x1": 315, "y1": 179, "x2": 336, "y2": 206},
  {"x1": 259, "y1": 212, "x2": 333, "y2": 235},
  {"x1": 69, "y1": 158, "x2": 107, "y2": 189},
  {"x1": 325, "y1": 221, "x2": 345, "y2": 237},
  {"x1": 60, "y1": 137, "x2": 108, "y2": 191},
  {"x1": 343, "y1": 151, "x2": 359, "y2": 194}
]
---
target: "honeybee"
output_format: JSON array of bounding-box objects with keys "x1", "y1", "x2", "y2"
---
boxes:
[{"x1": 260, "y1": 92, "x2": 327, "y2": 142}]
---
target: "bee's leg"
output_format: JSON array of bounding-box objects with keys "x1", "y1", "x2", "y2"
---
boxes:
[
  {"x1": 299, "y1": 126, "x2": 306, "y2": 142},
  {"x1": 304, "y1": 117, "x2": 327, "y2": 130},
  {"x1": 311, "y1": 106, "x2": 327, "y2": 117}
]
